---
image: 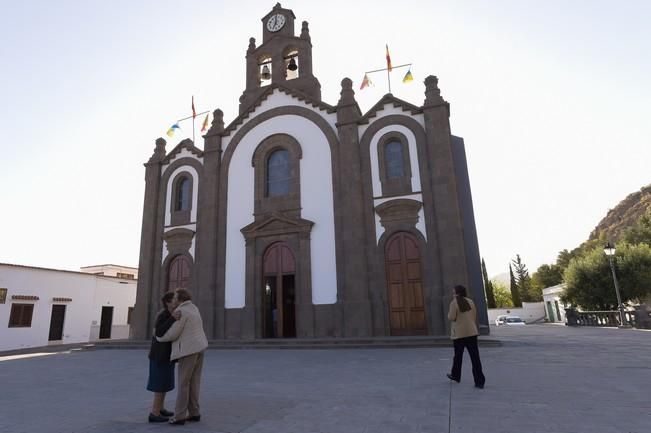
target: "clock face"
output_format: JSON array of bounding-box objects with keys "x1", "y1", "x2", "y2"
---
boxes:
[{"x1": 266, "y1": 13, "x2": 286, "y2": 32}]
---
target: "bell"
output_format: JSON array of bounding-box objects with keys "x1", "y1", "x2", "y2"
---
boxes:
[
  {"x1": 287, "y1": 57, "x2": 298, "y2": 71},
  {"x1": 260, "y1": 64, "x2": 271, "y2": 80}
]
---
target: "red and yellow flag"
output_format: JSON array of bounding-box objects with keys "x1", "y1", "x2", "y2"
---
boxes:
[
  {"x1": 191, "y1": 96, "x2": 196, "y2": 119},
  {"x1": 385, "y1": 44, "x2": 392, "y2": 72},
  {"x1": 201, "y1": 113, "x2": 210, "y2": 132}
]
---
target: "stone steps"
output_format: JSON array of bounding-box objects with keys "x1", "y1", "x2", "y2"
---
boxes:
[{"x1": 91, "y1": 336, "x2": 501, "y2": 350}]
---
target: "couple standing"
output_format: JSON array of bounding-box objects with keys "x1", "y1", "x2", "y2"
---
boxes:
[{"x1": 147, "y1": 288, "x2": 208, "y2": 425}]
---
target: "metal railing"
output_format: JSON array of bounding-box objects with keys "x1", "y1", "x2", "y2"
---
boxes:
[{"x1": 565, "y1": 309, "x2": 637, "y2": 327}]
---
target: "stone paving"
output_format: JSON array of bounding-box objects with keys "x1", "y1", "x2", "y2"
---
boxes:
[{"x1": 0, "y1": 325, "x2": 649, "y2": 433}]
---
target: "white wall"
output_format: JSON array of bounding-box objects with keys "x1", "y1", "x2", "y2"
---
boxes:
[
  {"x1": 223, "y1": 113, "x2": 338, "y2": 307},
  {"x1": 0, "y1": 264, "x2": 136, "y2": 352},
  {"x1": 487, "y1": 302, "x2": 546, "y2": 324}
]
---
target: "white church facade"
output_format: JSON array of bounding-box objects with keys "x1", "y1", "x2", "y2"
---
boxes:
[{"x1": 132, "y1": 3, "x2": 488, "y2": 339}]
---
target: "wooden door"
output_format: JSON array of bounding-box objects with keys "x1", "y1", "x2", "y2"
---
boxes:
[
  {"x1": 99, "y1": 306, "x2": 114, "y2": 339},
  {"x1": 48, "y1": 305, "x2": 66, "y2": 341},
  {"x1": 262, "y1": 242, "x2": 296, "y2": 338},
  {"x1": 385, "y1": 232, "x2": 426, "y2": 335},
  {"x1": 168, "y1": 255, "x2": 191, "y2": 290}
]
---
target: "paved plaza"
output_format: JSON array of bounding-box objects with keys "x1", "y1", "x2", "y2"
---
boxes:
[{"x1": 1, "y1": 325, "x2": 649, "y2": 433}]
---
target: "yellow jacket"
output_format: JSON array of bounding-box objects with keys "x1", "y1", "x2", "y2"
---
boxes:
[{"x1": 448, "y1": 297, "x2": 479, "y2": 339}]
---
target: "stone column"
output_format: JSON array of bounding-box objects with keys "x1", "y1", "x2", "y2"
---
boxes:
[
  {"x1": 421, "y1": 76, "x2": 470, "y2": 334},
  {"x1": 132, "y1": 138, "x2": 166, "y2": 339},
  {"x1": 335, "y1": 78, "x2": 373, "y2": 336},
  {"x1": 195, "y1": 110, "x2": 224, "y2": 338}
]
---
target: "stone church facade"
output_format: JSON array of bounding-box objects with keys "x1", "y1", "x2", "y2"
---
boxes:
[{"x1": 132, "y1": 3, "x2": 488, "y2": 340}]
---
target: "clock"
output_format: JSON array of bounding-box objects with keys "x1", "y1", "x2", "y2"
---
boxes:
[{"x1": 266, "y1": 13, "x2": 286, "y2": 32}]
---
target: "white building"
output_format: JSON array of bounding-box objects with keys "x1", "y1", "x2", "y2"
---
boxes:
[
  {"x1": 0, "y1": 263, "x2": 137, "y2": 352},
  {"x1": 542, "y1": 284, "x2": 567, "y2": 323}
]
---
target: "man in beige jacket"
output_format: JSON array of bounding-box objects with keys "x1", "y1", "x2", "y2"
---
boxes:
[{"x1": 157, "y1": 288, "x2": 208, "y2": 425}]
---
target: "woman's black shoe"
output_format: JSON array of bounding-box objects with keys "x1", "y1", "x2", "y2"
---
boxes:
[
  {"x1": 160, "y1": 409, "x2": 173, "y2": 417},
  {"x1": 475, "y1": 383, "x2": 485, "y2": 389},
  {"x1": 446, "y1": 374, "x2": 460, "y2": 383},
  {"x1": 187, "y1": 415, "x2": 201, "y2": 422},
  {"x1": 148, "y1": 413, "x2": 169, "y2": 423}
]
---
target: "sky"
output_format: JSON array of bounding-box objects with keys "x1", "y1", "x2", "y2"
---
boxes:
[{"x1": 1, "y1": 0, "x2": 650, "y2": 279}]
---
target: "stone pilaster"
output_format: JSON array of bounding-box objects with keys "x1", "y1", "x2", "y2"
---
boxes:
[
  {"x1": 421, "y1": 76, "x2": 470, "y2": 331},
  {"x1": 132, "y1": 138, "x2": 166, "y2": 339},
  {"x1": 335, "y1": 78, "x2": 372, "y2": 336},
  {"x1": 195, "y1": 110, "x2": 224, "y2": 338}
]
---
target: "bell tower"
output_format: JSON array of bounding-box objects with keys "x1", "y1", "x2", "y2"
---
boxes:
[{"x1": 239, "y1": 3, "x2": 321, "y2": 113}]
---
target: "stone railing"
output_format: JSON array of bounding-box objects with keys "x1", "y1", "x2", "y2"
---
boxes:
[{"x1": 565, "y1": 309, "x2": 638, "y2": 327}]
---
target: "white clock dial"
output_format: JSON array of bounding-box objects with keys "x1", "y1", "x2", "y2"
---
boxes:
[{"x1": 266, "y1": 13, "x2": 286, "y2": 32}]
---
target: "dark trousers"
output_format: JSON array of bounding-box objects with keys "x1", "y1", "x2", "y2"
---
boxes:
[{"x1": 450, "y1": 336, "x2": 485, "y2": 386}]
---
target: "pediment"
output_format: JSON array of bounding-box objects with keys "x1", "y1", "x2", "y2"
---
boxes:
[
  {"x1": 359, "y1": 94, "x2": 422, "y2": 125},
  {"x1": 241, "y1": 212, "x2": 314, "y2": 238},
  {"x1": 223, "y1": 85, "x2": 336, "y2": 137},
  {"x1": 162, "y1": 138, "x2": 204, "y2": 164}
]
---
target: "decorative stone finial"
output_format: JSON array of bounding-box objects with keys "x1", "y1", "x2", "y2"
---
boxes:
[
  {"x1": 274, "y1": 2, "x2": 282, "y2": 9},
  {"x1": 148, "y1": 138, "x2": 166, "y2": 163},
  {"x1": 338, "y1": 78, "x2": 355, "y2": 105},
  {"x1": 247, "y1": 37, "x2": 256, "y2": 53},
  {"x1": 210, "y1": 109, "x2": 225, "y2": 133},
  {"x1": 424, "y1": 75, "x2": 444, "y2": 106},
  {"x1": 300, "y1": 21, "x2": 310, "y2": 40}
]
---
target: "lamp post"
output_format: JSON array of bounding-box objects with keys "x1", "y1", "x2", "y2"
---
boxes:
[{"x1": 603, "y1": 242, "x2": 629, "y2": 328}]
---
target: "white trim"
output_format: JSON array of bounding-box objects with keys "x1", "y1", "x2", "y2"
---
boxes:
[
  {"x1": 164, "y1": 165, "x2": 199, "y2": 226},
  {"x1": 369, "y1": 125, "x2": 422, "y2": 197}
]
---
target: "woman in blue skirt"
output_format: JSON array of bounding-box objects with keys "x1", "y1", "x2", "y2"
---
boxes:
[{"x1": 147, "y1": 291, "x2": 179, "y2": 422}]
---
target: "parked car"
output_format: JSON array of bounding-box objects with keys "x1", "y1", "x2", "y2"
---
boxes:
[
  {"x1": 495, "y1": 315, "x2": 526, "y2": 326},
  {"x1": 495, "y1": 315, "x2": 509, "y2": 326},
  {"x1": 504, "y1": 316, "x2": 526, "y2": 326}
]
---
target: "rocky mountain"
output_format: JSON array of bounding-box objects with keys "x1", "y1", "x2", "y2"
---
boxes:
[{"x1": 588, "y1": 183, "x2": 651, "y2": 243}]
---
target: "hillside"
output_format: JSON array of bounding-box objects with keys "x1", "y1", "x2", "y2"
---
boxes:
[{"x1": 588, "y1": 183, "x2": 651, "y2": 242}]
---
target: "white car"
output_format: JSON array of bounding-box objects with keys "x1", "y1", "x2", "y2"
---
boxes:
[{"x1": 495, "y1": 315, "x2": 526, "y2": 326}]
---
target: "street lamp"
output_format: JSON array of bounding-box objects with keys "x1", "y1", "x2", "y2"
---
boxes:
[{"x1": 603, "y1": 242, "x2": 629, "y2": 327}]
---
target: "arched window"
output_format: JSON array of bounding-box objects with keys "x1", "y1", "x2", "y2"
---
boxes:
[
  {"x1": 385, "y1": 141, "x2": 405, "y2": 178},
  {"x1": 175, "y1": 177, "x2": 191, "y2": 211},
  {"x1": 266, "y1": 149, "x2": 290, "y2": 197},
  {"x1": 285, "y1": 50, "x2": 299, "y2": 80}
]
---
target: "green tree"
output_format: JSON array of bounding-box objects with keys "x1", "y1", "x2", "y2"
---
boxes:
[
  {"x1": 492, "y1": 281, "x2": 514, "y2": 308},
  {"x1": 481, "y1": 258, "x2": 497, "y2": 308},
  {"x1": 531, "y1": 263, "x2": 564, "y2": 291},
  {"x1": 512, "y1": 254, "x2": 541, "y2": 302},
  {"x1": 509, "y1": 263, "x2": 521, "y2": 307},
  {"x1": 562, "y1": 242, "x2": 651, "y2": 310},
  {"x1": 623, "y1": 209, "x2": 651, "y2": 245}
]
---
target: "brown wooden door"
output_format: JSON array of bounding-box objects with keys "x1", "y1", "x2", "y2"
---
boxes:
[
  {"x1": 262, "y1": 242, "x2": 296, "y2": 338},
  {"x1": 168, "y1": 255, "x2": 191, "y2": 290},
  {"x1": 48, "y1": 305, "x2": 66, "y2": 341},
  {"x1": 385, "y1": 232, "x2": 426, "y2": 335}
]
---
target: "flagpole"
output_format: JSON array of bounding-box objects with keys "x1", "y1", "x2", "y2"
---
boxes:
[
  {"x1": 192, "y1": 117, "x2": 195, "y2": 143},
  {"x1": 387, "y1": 69, "x2": 392, "y2": 94}
]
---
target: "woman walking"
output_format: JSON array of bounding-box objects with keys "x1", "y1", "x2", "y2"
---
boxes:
[
  {"x1": 147, "y1": 291, "x2": 179, "y2": 422},
  {"x1": 446, "y1": 284, "x2": 486, "y2": 388}
]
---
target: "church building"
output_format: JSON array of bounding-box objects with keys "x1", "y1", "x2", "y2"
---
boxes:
[{"x1": 132, "y1": 3, "x2": 488, "y2": 340}]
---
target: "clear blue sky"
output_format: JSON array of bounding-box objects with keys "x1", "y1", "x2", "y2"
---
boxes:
[{"x1": 1, "y1": 0, "x2": 650, "y2": 278}]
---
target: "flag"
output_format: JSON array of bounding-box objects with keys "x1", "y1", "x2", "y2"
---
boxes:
[
  {"x1": 201, "y1": 113, "x2": 209, "y2": 132},
  {"x1": 166, "y1": 123, "x2": 180, "y2": 137},
  {"x1": 191, "y1": 96, "x2": 196, "y2": 119},
  {"x1": 360, "y1": 73, "x2": 373, "y2": 90},
  {"x1": 402, "y1": 68, "x2": 413, "y2": 83},
  {"x1": 385, "y1": 44, "x2": 392, "y2": 72}
]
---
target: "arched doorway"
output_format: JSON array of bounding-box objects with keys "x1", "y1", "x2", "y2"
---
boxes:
[
  {"x1": 168, "y1": 255, "x2": 191, "y2": 291},
  {"x1": 385, "y1": 232, "x2": 426, "y2": 335},
  {"x1": 262, "y1": 242, "x2": 296, "y2": 338}
]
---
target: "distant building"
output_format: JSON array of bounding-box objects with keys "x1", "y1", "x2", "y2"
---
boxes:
[
  {"x1": 0, "y1": 263, "x2": 137, "y2": 352},
  {"x1": 542, "y1": 284, "x2": 567, "y2": 323}
]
